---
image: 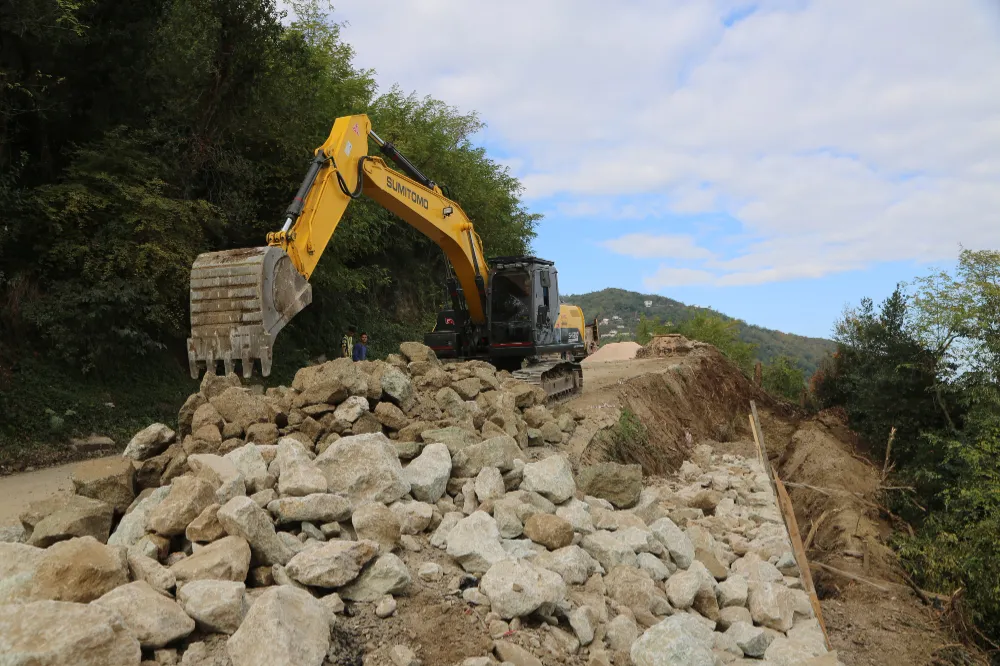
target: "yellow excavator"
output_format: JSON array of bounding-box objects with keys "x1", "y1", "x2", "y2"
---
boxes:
[{"x1": 187, "y1": 114, "x2": 589, "y2": 400}]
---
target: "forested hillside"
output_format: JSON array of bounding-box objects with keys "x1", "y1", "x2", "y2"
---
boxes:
[
  {"x1": 565, "y1": 288, "x2": 834, "y2": 374},
  {"x1": 0, "y1": 0, "x2": 537, "y2": 454}
]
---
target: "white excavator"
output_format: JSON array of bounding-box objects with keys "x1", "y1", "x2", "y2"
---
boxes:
[{"x1": 186, "y1": 114, "x2": 591, "y2": 400}]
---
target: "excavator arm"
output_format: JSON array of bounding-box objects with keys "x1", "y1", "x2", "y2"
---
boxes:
[{"x1": 187, "y1": 114, "x2": 489, "y2": 378}]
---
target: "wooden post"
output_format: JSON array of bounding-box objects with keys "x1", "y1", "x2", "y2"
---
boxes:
[{"x1": 754, "y1": 361, "x2": 762, "y2": 387}]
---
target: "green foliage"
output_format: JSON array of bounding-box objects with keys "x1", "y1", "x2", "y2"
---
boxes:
[
  {"x1": 603, "y1": 409, "x2": 652, "y2": 469},
  {"x1": 566, "y1": 288, "x2": 834, "y2": 374},
  {"x1": 0, "y1": 0, "x2": 537, "y2": 446},
  {"x1": 668, "y1": 312, "x2": 757, "y2": 375},
  {"x1": 814, "y1": 251, "x2": 1000, "y2": 653},
  {"x1": 761, "y1": 356, "x2": 806, "y2": 402}
]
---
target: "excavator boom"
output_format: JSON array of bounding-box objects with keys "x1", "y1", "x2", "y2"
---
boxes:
[{"x1": 187, "y1": 114, "x2": 489, "y2": 378}]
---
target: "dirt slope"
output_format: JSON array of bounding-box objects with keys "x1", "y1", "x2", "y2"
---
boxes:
[{"x1": 566, "y1": 337, "x2": 984, "y2": 666}]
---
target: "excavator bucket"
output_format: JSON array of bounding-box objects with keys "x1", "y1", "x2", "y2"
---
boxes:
[{"x1": 187, "y1": 246, "x2": 311, "y2": 379}]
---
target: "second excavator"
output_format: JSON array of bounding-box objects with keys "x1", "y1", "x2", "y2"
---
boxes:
[{"x1": 187, "y1": 114, "x2": 588, "y2": 400}]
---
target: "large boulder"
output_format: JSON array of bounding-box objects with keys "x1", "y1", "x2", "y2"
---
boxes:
[
  {"x1": 71, "y1": 458, "x2": 135, "y2": 515},
  {"x1": 389, "y1": 500, "x2": 434, "y2": 535},
  {"x1": 217, "y1": 496, "x2": 294, "y2": 566},
  {"x1": 630, "y1": 614, "x2": 715, "y2": 666},
  {"x1": 451, "y1": 435, "x2": 521, "y2": 477},
  {"x1": 126, "y1": 551, "x2": 175, "y2": 593},
  {"x1": 533, "y1": 545, "x2": 604, "y2": 585},
  {"x1": 333, "y1": 395, "x2": 369, "y2": 423},
  {"x1": 576, "y1": 462, "x2": 642, "y2": 509},
  {"x1": 605, "y1": 566, "x2": 671, "y2": 619},
  {"x1": 275, "y1": 440, "x2": 327, "y2": 497},
  {"x1": 352, "y1": 503, "x2": 401, "y2": 551},
  {"x1": 338, "y1": 553, "x2": 411, "y2": 602},
  {"x1": 225, "y1": 444, "x2": 269, "y2": 493},
  {"x1": 381, "y1": 366, "x2": 413, "y2": 408},
  {"x1": 108, "y1": 486, "x2": 170, "y2": 547},
  {"x1": 480, "y1": 558, "x2": 567, "y2": 619},
  {"x1": 0, "y1": 600, "x2": 141, "y2": 665},
  {"x1": 291, "y1": 357, "x2": 366, "y2": 395},
  {"x1": 649, "y1": 518, "x2": 695, "y2": 569},
  {"x1": 446, "y1": 513, "x2": 506, "y2": 574},
  {"x1": 29, "y1": 537, "x2": 127, "y2": 604},
  {"x1": 402, "y1": 442, "x2": 452, "y2": 503},
  {"x1": 267, "y1": 494, "x2": 351, "y2": 524},
  {"x1": 93, "y1": 581, "x2": 194, "y2": 649},
  {"x1": 24, "y1": 494, "x2": 114, "y2": 547},
  {"x1": 170, "y1": 536, "x2": 252, "y2": 583},
  {"x1": 748, "y1": 581, "x2": 796, "y2": 632},
  {"x1": 285, "y1": 539, "x2": 379, "y2": 588},
  {"x1": 0, "y1": 543, "x2": 45, "y2": 604},
  {"x1": 373, "y1": 401, "x2": 408, "y2": 430},
  {"x1": 580, "y1": 531, "x2": 638, "y2": 571},
  {"x1": 315, "y1": 433, "x2": 410, "y2": 505},
  {"x1": 227, "y1": 586, "x2": 330, "y2": 666},
  {"x1": 209, "y1": 387, "x2": 271, "y2": 430},
  {"x1": 520, "y1": 455, "x2": 576, "y2": 504},
  {"x1": 147, "y1": 476, "x2": 217, "y2": 537},
  {"x1": 399, "y1": 341, "x2": 439, "y2": 365},
  {"x1": 726, "y1": 621, "x2": 774, "y2": 658},
  {"x1": 419, "y1": 426, "x2": 479, "y2": 455},
  {"x1": 523, "y1": 514, "x2": 574, "y2": 550},
  {"x1": 177, "y1": 580, "x2": 247, "y2": 635},
  {"x1": 124, "y1": 423, "x2": 176, "y2": 461}
]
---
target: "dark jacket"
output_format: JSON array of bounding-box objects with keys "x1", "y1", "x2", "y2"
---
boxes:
[{"x1": 352, "y1": 341, "x2": 367, "y2": 362}]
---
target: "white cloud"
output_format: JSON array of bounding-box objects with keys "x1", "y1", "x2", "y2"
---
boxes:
[
  {"x1": 328, "y1": 0, "x2": 1000, "y2": 285},
  {"x1": 643, "y1": 267, "x2": 718, "y2": 289},
  {"x1": 602, "y1": 233, "x2": 715, "y2": 260}
]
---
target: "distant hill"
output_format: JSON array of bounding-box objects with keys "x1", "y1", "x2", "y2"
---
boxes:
[{"x1": 563, "y1": 288, "x2": 834, "y2": 376}]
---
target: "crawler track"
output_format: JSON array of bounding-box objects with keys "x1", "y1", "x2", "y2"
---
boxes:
[{"x1": 513, "y1": 360, "x2": 583, "y2": 403}]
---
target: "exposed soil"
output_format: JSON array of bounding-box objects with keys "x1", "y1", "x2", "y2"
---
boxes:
[
  {"x1": 564, "y1": 338, "x2": 986, "y2": 666},
  {"x1": 581, "y1": 341, "x2": 640, "y2": 363}
]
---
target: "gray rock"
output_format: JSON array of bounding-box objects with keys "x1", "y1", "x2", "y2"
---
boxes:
[
  {"x1": 171, "y1": 536, "x2": 251, "y2": 584},
  {"x1": 94, "y1": 581, "x2": 195, "y2": 649},
  {"x1": 637, "y1": 552, "x2": 671, "y2": 581},
  {"x1": 726, "y1": 621, "x2": 773, "y2": 658},
  {"x1": 177, "y1": 580, "x2": 247, "y2": 634},
  {"x1": 375, "y1": 594, "x2": 397, "y2": 618},
  {"x1": 217, "y1": 496, "x2": 293, "y2": 566},
  {"x1": 124, "y1": 423, "x2": 176, "y2": 460},
  {"x1": 533, "y1": 545, "x2": 603, "y2": 585},
  {"x1": 108, "y1": 486, "x2": 170, "y2": 548},
  {"x1": 275, "y1": 441, "x2": 327, "y2": 497},
  {"x1": 749, "y1": 581, "x2": 796, "y2": 632},
  {"x1": 605, "y1": 565, "x2": 671, "y2": 618},
  {"x1": 519, "y1": 455, "x2": 576, "y2": 504},
  {"x1": 389, "y1": 500, "x2": 434, "y2": 535},
  {"x1": 718, "y1": 574, "x2": 749, "y2": 608},
  {"x1": 316, "y1": 433, "x2": 411, "y2": 505},
  {"x1": 403, "y1": 442, "x2": 452, "y2": 503},
  {"x1": 0, "y1": 600, "x2": 141, "y2": 665},
  {"x1": 494, "y1": 640, "x2": 543, "y2": 666},
  {"x1": 429, "y1": 511, "x2": 463, "y2": 549},
  {"x1": 26, "y1": 494, "x2": 114, "y2": 547},
  {"x1": 569, "y1": 605, "x2": 598, "y2": 646},
  {"x1": 0, "y1": 524, "x2": 26, "y2": 544},
  {"x1": 333, "y1": 395, "x2": 369, "y2": 423},
  {"x1": 665, "y1": 569, "x2": 700, "y2": 609},
  {"x1": 605, "y1": 614, "x2": 640, "y2": 652},
  {"x1": 717, "y1": 605, "x2": 753, "y2": 630},
  {"x1": 225, "y1": 444, "x2": 269, "y2": 493},
  {"x1": 731, "y1": 552, "x2": 783, "y2": 583},
  {"x1": 575, "y1": 462, "x2": 642, "y2": 509},
  {"x1": 267, "y1": 494, "x2": 351, "y2": 524},
  {"x1": 555, "y1": 499, "x2": 595, "y2": 534},
  {"x1": 649, "y1": 517, "x2": 694, "y2": 569},
  {"x1": 580, "y1": 531, "x2": 638, "y2": 571},
  {"x1": 0, "y1": 542, "x2": 45, "y2": 604},
  {"x1": 285, "y1": 539, "x2": 379, "y2": 588},
  {"x1": 127, "y1": 552, "x2": 175, "y2": 593},
  {"x1": 630, "y1": 614, "x2": 715, "y2": 666},
  {"x1": 451, "y1": 435, "x2": 521, "y2": 477},
  {"x1": 226, "y1": 586, "x2": 330, "y2": 666},
  {"x1": 446, "y1": 512, "x2": 506, "y2": 574},
  {"x1": 475, "y1": 466, "x2": 506, "y2": 501},
  {"x1": 147, "y1": 476, "x2": 217, "y2": 537},
  {"x1": 480, "y1": 558, "x2": 567, "y2": 619},
  {"x1": 339, "y1": 553, "x2": 411, "y2": 601},
  {"x1": 381, "y1": 367, "x2": 414, "y2": 407},
  {"x1": 419, "y1": 426, "x2": 479, "y2": 455}
]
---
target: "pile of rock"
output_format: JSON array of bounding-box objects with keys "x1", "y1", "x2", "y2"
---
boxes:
[{"x1": 0, "y1": 342, "x2": 840, "y2": 666}]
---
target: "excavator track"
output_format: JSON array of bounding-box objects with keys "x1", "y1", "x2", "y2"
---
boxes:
[{"x1": 512, "y1": 360, "x2": 583, "y2": 403}]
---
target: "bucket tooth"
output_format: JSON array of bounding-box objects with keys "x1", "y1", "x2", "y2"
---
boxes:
[{"x1": 187, "y1": 246, "x2": 311, "y2": 379}]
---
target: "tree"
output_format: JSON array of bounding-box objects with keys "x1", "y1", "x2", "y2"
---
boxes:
[
  {"x1": 761, "y1": 356, "x2": 805, "y2": 401},
  {"x1": 669, "y1": 312, "x2": 757, "y2": 375}
]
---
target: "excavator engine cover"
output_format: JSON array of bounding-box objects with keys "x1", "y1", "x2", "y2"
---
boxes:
[{"x1": 187, "y1": 246, "x2": 311, "y2": 378}]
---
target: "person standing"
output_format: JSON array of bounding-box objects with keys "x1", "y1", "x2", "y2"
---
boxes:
[
  {"x1": 352, "y1": 332, "x2": 369, "y2": 362},
  {"x1": 341, "y1": 325, "x2": 356, "y2": 359}
]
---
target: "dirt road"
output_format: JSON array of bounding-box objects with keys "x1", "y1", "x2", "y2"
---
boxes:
[{"x1": 0, "y1": 459, "x2": 95, "y2": 527}]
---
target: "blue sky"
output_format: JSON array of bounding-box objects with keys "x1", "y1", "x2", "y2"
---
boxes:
[{"x1": 319, "y1": 0, "x2": 1000, "y2": 339}]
